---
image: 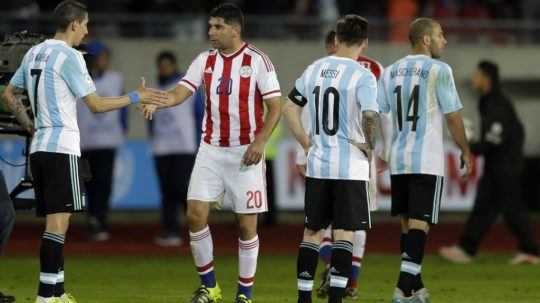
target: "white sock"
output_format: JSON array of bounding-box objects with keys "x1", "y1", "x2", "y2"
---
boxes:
[
  {"x1": 238, "y1": 235, "x2": 259, "y2": 289},
  {"x1": 190, "y1": 226, "x2": 215, "y2": 275}
]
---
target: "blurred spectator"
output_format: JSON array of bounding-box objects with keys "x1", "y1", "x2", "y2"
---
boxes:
[
  {"x1": 150, "y1": 51, "x2": 203, "y2": 247},
  {"x1": 77, "y1": 40, "x2": 127, "y2": 241},
  {"x1": 0, "y1": 170, "x2": 14, "y2": 253},
  {"x1": 439, "y1": 60, "x2": 539, "y2": 265}
]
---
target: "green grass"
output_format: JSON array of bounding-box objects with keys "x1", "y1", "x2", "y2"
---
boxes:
[{"x1": 1, "y1": 254, "x2": 539, "y2": 303}]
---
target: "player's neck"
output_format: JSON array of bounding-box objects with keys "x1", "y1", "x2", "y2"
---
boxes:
[
  {"x1": 220, "y1": 40, "x2": 244, "y2": 55},
  {"x1": 334, "y1": 46, "x2": 361, "y2": 61},
  {"x1": 53, "y1": 32, "x2": 75, "y2": 47},
  {"x1": 411, "y1": 47, "x2": 431, "y2": 57}
]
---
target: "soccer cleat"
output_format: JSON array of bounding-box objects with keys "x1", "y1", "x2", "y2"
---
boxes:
[
  {"x1": 0, "y1": 292, "x2": 15, "y2": 303},
  {"x1": 413, "y1": 288, "x2": 431, "y2": 303},
  {"x1": 509, "y1": 253, "x2": 540, "y2": 265},
  {"x1": 234, "y1": 294, "x2": 252, "y2": 303},
  {"x1": 190, "y1": 284, "x2": 222, "y2": 303},
  {"x1": 391, "y1": 288, "x2": 422, "y2": 303},
  {"x1": 344, "y1": 287, "x2": 359, "y2": 300},
  {"x1": 438, "y1": 245, "x2": 472, "y2": 264},
  {"x1": 154, "y1": 233, "x2": 183, "y2": 247},
  {"x1": 316, "y1": 267, "x2": 330, "y2": 298},
  {"x1": 59, "y1": 293, "x2": 78, "y2": 303}
]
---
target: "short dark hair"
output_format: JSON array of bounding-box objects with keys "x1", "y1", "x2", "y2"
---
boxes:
[
  {"x1": 54, "y1": 0, "x2": 88, "y2": 32},
  {"x1": 409, "y1": 18, "x2": 438, "y2": 46},
  {"x1": 156, "y1": 51, "x2": 177, "y2": 65},
  {"x1": 335, "y1": 15, "x2": 368, "y2": 46},
  {"x1": 209, "y1": 3, "x2": 245, "y2": 33},
  {"x1": 478, "y1": 60, "x2": 500, "y2": 85},
  {"x1": 325, "y1": 29, "x2": 336, "y2": 47}
]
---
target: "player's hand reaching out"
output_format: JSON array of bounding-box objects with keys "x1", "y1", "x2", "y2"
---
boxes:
[
  {"x1": 137, "y1": 77, "x2": 169, "y2": 107},
  {"x1": 243, "y1": 138, "x2": 265, "y2": 166},
  {"x1": 139, "y1": 104, "x2": 157, "y2": 120}
]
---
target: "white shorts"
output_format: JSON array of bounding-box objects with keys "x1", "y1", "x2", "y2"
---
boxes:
[{"x1": 187, "y1": 142, "x2": 268, "y2": 214}]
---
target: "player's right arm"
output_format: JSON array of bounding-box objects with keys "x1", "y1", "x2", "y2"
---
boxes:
[
  {"x1": 3, "y1": 58, "x2": 34, "y2": 134},
  {"x1": 437, "y1": 64, "x2": 472, "y2": 178},
  {"x1": 283, "y1": 70, "x2": 310, "y2": 154}
]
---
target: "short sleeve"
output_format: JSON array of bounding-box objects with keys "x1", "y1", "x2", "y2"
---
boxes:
[
  {"x1": 179, "y1": 53, "x2": 205, "y2": 93},
  {"x1": 60, "y1": 52, "x2": 96, "y2": 99},
  {"x1": 436, "y1": 65, "x2": 463, "y2": 114},
  {"x1": 377, "y1": 76, "x2": 390, "y2": 113},
  {"x1": 10, "y1": 66, "x2": 26, "y2": 89},
  {"x1": 255, "y1": 56, "x2": 281, "y2": 100},
  {"x1": 356, "y1": 71, "x2": 378, "y2": 112}
]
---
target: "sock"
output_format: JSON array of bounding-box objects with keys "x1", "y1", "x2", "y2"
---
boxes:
[
  {"x1": 238, "y1": 235, "x2": 259, "y2": 299},
  {"x1": 349, "y1": 231, "x2": 366, "y2": 288},
  {"x1": 329, "y1": 240, "x2": 353, "y2": 303},
  {"x1": 38, "y1": 232, "x2": 64, "y2": 298},
  {"x1": 319, "y1": 227, "x2": 333, "y2": 266},
  {"x1": 397, "y1": 229, "x2": 427, "y2": 297},
  {"x1": 54, "y1": 244, "x2": 65, "y2": 297},
  {"x1": 297, "y1": 241, "x2": 319, "y2": 303},
  {"x1": 190, "y1": 226, "x2": 216, "y2": 288}
]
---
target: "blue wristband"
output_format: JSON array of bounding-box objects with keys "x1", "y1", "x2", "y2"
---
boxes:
[{"x1": 128, "y1": 91, "x2": 141, "y2": 104}]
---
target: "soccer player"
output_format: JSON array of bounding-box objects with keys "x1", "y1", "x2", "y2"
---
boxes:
[
  {"x1": 2, "y1": 1, "x2": 168, "y2": 302},
  {"x1": 283, "y1": 15, "x2": 379, "y2": 303},
  {"x1": 377, "y1": 18, "x2": 472, "y2": 303},
  {"x1": 141, "y1": 4, "x2": 282, "y2": 303},
  {"x1": 313, "y1": 29, "x2": 385, "y2": 300}
]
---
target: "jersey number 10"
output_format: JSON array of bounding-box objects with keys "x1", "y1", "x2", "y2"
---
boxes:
[
  {"x1": 394, "y1": 85, "x2": 420, "y2": 131},
  {"x1": 313, "y1": 85, "x2": 339, "y2": 136}
]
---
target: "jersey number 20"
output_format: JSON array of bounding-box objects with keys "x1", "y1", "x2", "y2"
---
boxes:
[{"x1": 313, "y1": 86, "x2": 339, "y2": 136}]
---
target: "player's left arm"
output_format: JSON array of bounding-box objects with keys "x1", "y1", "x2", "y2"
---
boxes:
[
  {"x1": 437, "y1": 64, "x2": 472, "y2": 178},
  {"x1": 243, "y1": 57, "x2": 283, "y2": 166}
]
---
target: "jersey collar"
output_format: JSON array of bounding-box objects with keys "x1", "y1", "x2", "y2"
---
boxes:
[{"x1": 219, "y1": 42, "x2": 248, "y2": 61}]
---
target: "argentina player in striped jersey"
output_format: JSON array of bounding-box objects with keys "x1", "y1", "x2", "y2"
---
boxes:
[
  {"x1": 283, "y1": 15, "x2": 380, "y2": 303},
  {"x1": 377, "y1": 18, "x2": 472, "y2": 303},
  {"x1": 2, "y1": 2, "x2": 167, "y2": 302}
]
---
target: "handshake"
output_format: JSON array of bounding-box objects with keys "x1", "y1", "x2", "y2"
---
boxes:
[{"x1": 133, "y1": 77, "x2": 167, "y2": 120}]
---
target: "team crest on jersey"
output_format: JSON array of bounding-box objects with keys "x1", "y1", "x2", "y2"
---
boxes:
[{"x1": 239, "y1": 65, "x2": 252, "y2": 78}]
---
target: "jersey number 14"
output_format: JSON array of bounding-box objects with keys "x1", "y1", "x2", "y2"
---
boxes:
[{"x1": 394, "y1": 84, "x2": 420, "y2": 131}]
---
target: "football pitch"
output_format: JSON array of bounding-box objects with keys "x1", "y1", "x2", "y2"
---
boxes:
[{"x1": 1, "y1": 254, "x2": 539, "y2": 303}]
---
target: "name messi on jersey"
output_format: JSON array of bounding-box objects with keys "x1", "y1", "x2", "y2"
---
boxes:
[
  {"x1": 320, "y1": 69, "x2": 340, "y2": 79},
  {"x1": 391, "y1": 67, "x2": 429, "y2": 80}
]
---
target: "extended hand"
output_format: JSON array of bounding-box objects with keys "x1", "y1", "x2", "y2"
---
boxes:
[
  {"x1": 139, "y1": 104, "x2": 157, "y2": 120},
  {"x1": 460, "y1": 151, "x2": 473, "y2": 180},
  {"x1": 137, "y1": 77, "x2": 169, "y2": 106},
  {"x1": 242, "y1": 138, "x2": 265, "y2": 166}
]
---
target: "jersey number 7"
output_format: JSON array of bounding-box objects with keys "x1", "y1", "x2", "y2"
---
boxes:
[
  {"x1": 30, "y1": 68, "x2": 42, "y2": 119},
  {"x1": 394, "y1": 84, "x2": 420, "y2": 131}
]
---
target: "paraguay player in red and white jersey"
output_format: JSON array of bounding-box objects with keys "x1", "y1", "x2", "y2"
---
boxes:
[
  {"x1": 142, "y1": 4, "x2": 281, "y2": 303},
  {"x1": 300, "y1": 29, "x2": 385, "y2": 300}
]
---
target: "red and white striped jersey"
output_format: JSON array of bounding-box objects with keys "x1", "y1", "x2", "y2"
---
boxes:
[
  {"x1": 179, "y1": 43, "x2": 281, "y2": 147},
  {"x1": 357, "y1": 55, "x2": 384, "y2": 80}
]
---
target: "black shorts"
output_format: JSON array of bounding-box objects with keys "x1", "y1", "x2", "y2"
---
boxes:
[
  {"x1": 391, "y1": 174, "x2": 443, "y2": 224},
  {"x1": 304, "y1": 177, "x2": 371, "y2": 231},
  {"x1": 30, "y1": 152, "x2": 87, "y2": 217}
]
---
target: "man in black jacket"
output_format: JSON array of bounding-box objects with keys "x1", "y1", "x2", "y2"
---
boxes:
[{"x1": 440, "y1": 60, "x2": 539, "y2": 265}]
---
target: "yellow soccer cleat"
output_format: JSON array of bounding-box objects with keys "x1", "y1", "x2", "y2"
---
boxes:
[
  {"x1": 190, "y1": 284, "x2": 222, "y2": 303},
  {"x1": 234, "y1": 294, "x2": 252, "y2": 303},
  {"x1": 59, "y1": 293, "x2": 78, "y2": 303}
]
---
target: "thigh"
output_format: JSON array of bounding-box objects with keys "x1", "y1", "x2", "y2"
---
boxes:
[
  {"x1": 390, "y1": 174, "x2": 409, "y2": 217},
  {"x1": 32, "y1": 152, "x2": 86, "y2": 217},
  {"x1": 332, "y1": 180, "x2": 371, "y2": 231},
  {"x1": 225, "y1": 157, "x2": 268, "y2": 214},
  {"x1": 408, "y1": 174, "x2": 443, "y2": 224},
  {"x1": 304, "y1": 177, "x2": 332, "y2": 231},
  {"x1": 187, "y1": 148, "x2": 225, "y2": 204}
]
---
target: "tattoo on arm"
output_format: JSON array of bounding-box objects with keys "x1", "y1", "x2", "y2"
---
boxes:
[
  {"x1": 362, "y1": 110, "x2": 379, "y2": 150},
  {"x1": 7, "y1": 95, "x2": 33, "y2": 133}
]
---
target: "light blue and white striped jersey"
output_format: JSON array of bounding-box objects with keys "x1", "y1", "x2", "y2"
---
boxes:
[
  {"x1": 10, "y1": 39, "x2": 96, "y2": 156},
  {"x1": 378, "y1": 54, "x2": 463, "y2": 176},
  {"x1": 291, "y1": 55, "x2": 378, "y2": 181}
]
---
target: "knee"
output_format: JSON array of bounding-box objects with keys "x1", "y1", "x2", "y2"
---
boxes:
[
  {"x1": 408, "y1": 219, "x2": 429, "y2": 233},
  {"x1": 238, "y1": 216, "x2": 258, "y2": 240},
  {"x1": 186, "y1": 202, "x2": 208, "y2": 229},
  {"x1": 303, "y1": 228, "x2": 323, "y2": 244},
  {"x1": 45, "y1": 214, "x2": 71, "y2": 235}
]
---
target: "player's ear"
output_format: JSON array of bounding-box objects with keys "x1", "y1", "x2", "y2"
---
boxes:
[{"x1": 422, "y1": 34, "x2": 431, "y2": 47}]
